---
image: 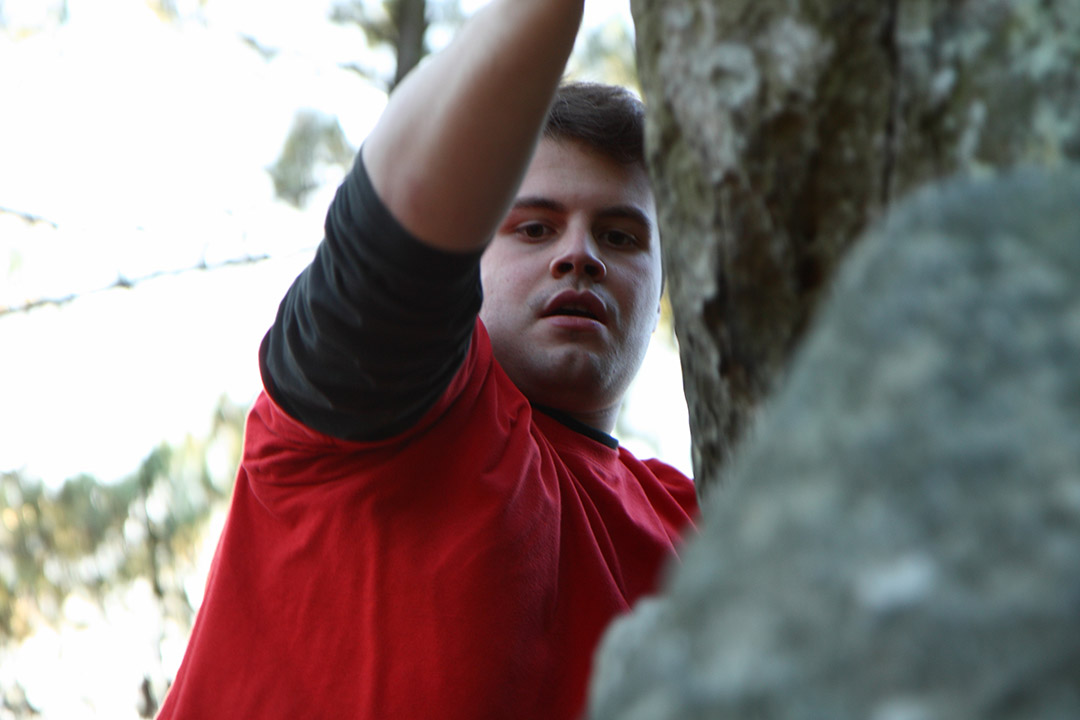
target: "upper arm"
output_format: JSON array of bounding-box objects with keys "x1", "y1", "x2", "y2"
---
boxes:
[{"x1": 259, "y1": 154, "x2": 483, "y2": 441}]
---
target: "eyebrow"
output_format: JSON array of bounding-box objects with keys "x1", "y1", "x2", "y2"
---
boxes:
[{"x1": 511, "y1": 196, "x2": 652, "y2": 230}]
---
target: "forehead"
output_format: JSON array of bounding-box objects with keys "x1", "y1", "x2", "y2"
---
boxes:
[{"x1": 517, "y1": 139, "x2": 656, "y2": 223}]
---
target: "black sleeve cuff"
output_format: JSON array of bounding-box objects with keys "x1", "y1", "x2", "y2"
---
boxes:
[{"x1": 260, "y1": 151, "x2": 484, "y2": 441}]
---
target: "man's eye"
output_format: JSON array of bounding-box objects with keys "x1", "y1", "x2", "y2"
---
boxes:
[
  {"x1": 516, "y1": 222, "x2": 551, "y2": 240},
  {"x1": 600, "y1": 230, "x2": 639, "y2": 248}
]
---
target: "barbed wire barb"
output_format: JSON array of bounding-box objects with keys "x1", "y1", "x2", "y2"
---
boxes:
[
  {"x1": 0, "y1": 206, "x2": 61, "y2": 229},
  {"x1": 2, "y1": 205, "x2": 321, "y2": 318}
]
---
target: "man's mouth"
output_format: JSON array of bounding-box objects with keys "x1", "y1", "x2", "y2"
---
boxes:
[
  {"x1": 541, "y1": 290, "x2": 608, "y2": 325},
  {"x1": 550, "y1": 304, "x2": 598, "y2": 320}
]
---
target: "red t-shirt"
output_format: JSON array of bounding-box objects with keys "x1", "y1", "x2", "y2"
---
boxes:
[{"x1": 158, "y1": 320, "x2": 696, "y2": 719}]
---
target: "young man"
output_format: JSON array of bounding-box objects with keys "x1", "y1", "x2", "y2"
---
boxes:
[{"x1": 157, "y1": 0, "x2": 696, "y2": 718}]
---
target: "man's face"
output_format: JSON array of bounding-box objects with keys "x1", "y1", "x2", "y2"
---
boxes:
[{"x1": 479, "y1": 138, "x2": 662, "y2": 432}]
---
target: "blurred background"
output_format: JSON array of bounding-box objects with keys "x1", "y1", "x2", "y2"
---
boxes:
[{"x1": 0, "y1": 0, "x2": 689, "y2": 716}]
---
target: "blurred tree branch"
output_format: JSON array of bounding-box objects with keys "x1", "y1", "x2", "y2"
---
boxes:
[
  {"x1": 331, "y1": 0, "x2": 429, "y2": 90},
  {"x1": 331, "y1": 0, "x2": 468, "y2": 90}
]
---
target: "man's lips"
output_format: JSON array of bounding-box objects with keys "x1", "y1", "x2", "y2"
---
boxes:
[{"x1": 540, "y1": 289, "x2": 609, "y2": 325}]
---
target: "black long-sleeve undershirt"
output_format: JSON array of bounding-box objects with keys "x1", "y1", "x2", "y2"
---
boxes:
[{"x1": 259, "y1": 153, "x2": 484, "y2": 441}]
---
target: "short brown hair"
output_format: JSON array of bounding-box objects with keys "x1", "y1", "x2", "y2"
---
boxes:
[{"x1": 543, "y1": 82, "x2": 645, "y2": 168}]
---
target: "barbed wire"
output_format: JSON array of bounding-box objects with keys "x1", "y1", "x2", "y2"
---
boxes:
[
  {"x1": 0, "y1": 253, "x2": 292, "y2": 317},
  {"x1": 0, "y1": 205, "x2": 60, "y2": 229},
  {"x1": 1, "y1": 206, "x2": 317, "y2": 318}
]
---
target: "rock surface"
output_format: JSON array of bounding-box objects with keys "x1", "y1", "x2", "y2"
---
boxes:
[{"x1": 587, "y1": 168, "x2": 1080, "y2": 720}]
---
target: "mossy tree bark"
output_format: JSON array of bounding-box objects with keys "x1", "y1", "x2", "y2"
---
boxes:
[{"x1": 633, "y1": 0, "x2": 1080, "y2": 495}]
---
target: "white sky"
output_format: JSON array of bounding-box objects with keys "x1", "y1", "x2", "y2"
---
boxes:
[{"x1": 0, "y1": 0, "x2": 690, "y2": 494}]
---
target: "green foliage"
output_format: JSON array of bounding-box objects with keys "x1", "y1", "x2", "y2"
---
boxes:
[
  {"x1": 0, "y1": 396, "x2": 245, "y2": 645},
  {"x1": 568, "y1": 17, "x2": 640, "y2": 90},
  {"x1": 5, "y1": 247, "x2": 22, "y2": 276},
  {"x1": 268, "y1": 110, "x2": 356, "y2": 208}
]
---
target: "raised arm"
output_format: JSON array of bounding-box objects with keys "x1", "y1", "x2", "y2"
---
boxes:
[
  {"x1": 260, "y1": 0, "x2": 585, "y2": 441},
  {"x1": 363, "y1": 0, "x2": 585, "y2": 253}
]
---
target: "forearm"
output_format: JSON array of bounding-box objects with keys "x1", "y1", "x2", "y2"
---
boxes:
[{"x1": 362, "y1": 0, "x2": 585, "y2": 253}]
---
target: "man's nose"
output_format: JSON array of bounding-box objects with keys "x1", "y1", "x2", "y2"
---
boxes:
[{"x1": 549, "y1": 228, "x2": 606, "y2": 281}]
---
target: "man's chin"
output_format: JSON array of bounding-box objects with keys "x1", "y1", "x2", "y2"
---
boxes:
[
  {"x1": 491, "y1": 330, "x2": 620, "y2": 397},
  {"x1": 515, "y1": 354, "x2": 618, "y2": 404}
]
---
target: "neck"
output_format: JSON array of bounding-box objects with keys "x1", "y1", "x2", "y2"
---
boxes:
[
  {"x1": 532, "y1": 404, "x2": 620, "y2": 449},
  {"x1": 572, "y1": 406, "x2": 618, "y2": 435}
]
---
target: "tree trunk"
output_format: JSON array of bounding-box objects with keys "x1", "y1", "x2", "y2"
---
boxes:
[
  {"x1": 392, "y1": 0, "x2": 428, "y2": 89},
  {"x1": 633, "y1": 0, "x2": 1080, "y2": 495}
]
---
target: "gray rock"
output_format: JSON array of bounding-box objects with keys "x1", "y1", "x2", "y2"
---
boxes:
[{"x1": 588, "y1": 167, "x2": 1080, "y2": 720}]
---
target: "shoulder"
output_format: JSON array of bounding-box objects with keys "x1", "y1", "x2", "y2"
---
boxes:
[
  {"x1": 248, "y1": 320, "x2": 524, "y2": 467},
  {"x1": 629, "y1": 452, "x2": 699, "y2": 522},
  {"x1": 641, "y1": 456, "x2": 693, "y2": 487}
]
